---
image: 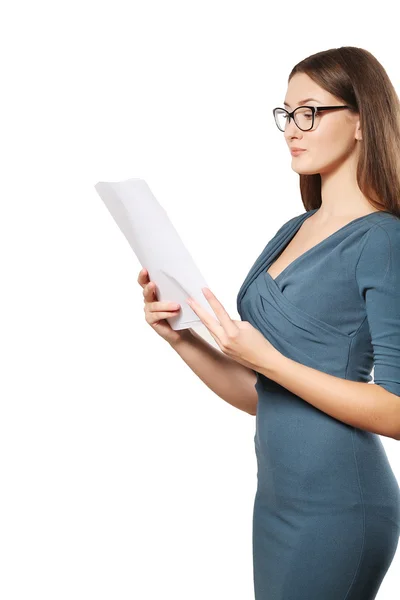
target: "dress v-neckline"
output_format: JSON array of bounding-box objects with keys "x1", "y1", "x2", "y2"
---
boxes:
[{"x1": 265, "y1": 209, "x2": 389, "y2": 284}]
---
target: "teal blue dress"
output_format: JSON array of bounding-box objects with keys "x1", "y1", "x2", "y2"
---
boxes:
[{"x1": 236, "y1": 209, "x2": 400, "y2": 600}]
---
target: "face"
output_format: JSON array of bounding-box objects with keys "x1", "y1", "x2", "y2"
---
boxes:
[{"x1": 281, "y1": 73, "x2": 362, "y2": 175}]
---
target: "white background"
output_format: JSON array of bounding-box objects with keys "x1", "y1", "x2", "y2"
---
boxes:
[{"x1": 1, "y1": 1, "x2": 399, "y2": 598}]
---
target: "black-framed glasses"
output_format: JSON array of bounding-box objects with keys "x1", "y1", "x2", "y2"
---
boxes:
[{"x1": 273, "y1": 105, "x2": 350, "y2": 132}]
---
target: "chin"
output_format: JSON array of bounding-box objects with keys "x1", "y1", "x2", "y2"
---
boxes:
[{"x1": 291, "y1": 165, "x2": 320, "y2": 175}]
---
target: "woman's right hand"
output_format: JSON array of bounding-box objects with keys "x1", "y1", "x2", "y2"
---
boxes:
[{"x1": 138, "y1": 267, "x2": 192, "y2": 346}]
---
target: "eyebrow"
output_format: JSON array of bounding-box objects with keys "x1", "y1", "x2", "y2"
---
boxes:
[{"x1": 283, "y1": 97, "x2": 321, "y2": 108}]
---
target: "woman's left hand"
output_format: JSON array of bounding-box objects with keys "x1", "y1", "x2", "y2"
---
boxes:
[{"x1": 186, "y1": 287, "x2": 280, "y2": 372}]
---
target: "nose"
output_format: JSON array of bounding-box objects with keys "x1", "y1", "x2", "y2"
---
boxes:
[{"x1": 284, "y1": 116, "x2": 303, "y2": 141}]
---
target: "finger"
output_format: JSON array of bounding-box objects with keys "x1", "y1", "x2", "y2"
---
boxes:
[
  {"x1": 187, "y1": 296, "x2": 223, "y2": 339},
  {"x1": 184, "y1": 301, "x2": 224, "y2": 350},
  {"x1": 145, "y1": 308, "x2": 180, "y2": 324},
  {"x1": 143, "y1": 284, "x2": 180, "y2": 313},
  {"x1": 143, "y1": 281, "x2": 156, "y2": 301},
  {"x1": 200, "y1": 288, "x2": 237, "y2": 336},
  {"x1": 138, "y1": 268, "x2": 150, "y2": 287},
  {"x1": 152, "y1": 301, "x2": 181, "y2": 311}
]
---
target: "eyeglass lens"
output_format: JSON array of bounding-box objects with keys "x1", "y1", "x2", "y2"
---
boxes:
[{"x1": 274, "y1": 107, "x2": 314, "y2": 131}]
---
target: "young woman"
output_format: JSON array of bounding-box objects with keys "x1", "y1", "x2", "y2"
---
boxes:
[{"x1": 139, "y1": 46, "x2": 400, "y2": 600}]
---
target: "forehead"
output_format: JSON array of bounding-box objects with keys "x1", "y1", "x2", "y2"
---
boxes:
[{"x1": 283, "y1": 73, "x2": 335, "y2": 108}]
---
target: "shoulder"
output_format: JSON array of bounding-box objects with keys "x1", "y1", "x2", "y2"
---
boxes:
[
  {"x1": 356, "y1": 215, "x2": 400, "y2": 289},
  {"x1": 376, "y1": 214, "x2": 400, "y2": 246},
  {"x1": 357, "y1": 215, "x2": 400, "y2": 260}
]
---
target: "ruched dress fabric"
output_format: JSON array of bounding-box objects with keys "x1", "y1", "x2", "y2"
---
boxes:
[{"x1": 236, "y1": 209, "x2": 400, "y2": 600}]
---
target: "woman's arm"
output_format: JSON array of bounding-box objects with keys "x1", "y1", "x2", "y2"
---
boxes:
[
  {"x1": 261, "y1": 354, "x2": 400, "y2": 439},
  {"x1": 170, "y1": 328, "x2": 258, "y2": 415}
]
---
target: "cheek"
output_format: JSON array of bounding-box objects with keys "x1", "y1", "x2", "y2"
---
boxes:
[{"x1": 310, "y1": 123, "x2": 354, "y2": 161}]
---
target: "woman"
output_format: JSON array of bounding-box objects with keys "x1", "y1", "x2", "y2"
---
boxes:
[
  {"x1": 235, "y1": 46, "x2": 400, "y2": 599},
  {"x1": 139, "y1": 46, "x2": 400, "y2": 600}
]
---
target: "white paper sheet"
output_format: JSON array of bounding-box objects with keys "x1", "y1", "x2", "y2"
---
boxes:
[{"x1": 94, "y1": 177, "x2": 213, "y2": 330}]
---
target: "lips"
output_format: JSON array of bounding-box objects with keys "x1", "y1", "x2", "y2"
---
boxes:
[{"x1": 290, "y1": 148, "x2": 306, "y2": 155}]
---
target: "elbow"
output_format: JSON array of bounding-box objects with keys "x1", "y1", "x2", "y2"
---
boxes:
[{"x1": 374, "y1": 383, "x2": 400, "y2": 440}]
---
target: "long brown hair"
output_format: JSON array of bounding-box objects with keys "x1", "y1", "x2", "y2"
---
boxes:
[{"x1": 288, "y1": 47, "x2": 400, "y2": 219}]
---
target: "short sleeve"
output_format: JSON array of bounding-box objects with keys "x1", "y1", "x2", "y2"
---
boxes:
[{"x1": 355, "y1": 221, "x2": 400, "y2": 396}]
